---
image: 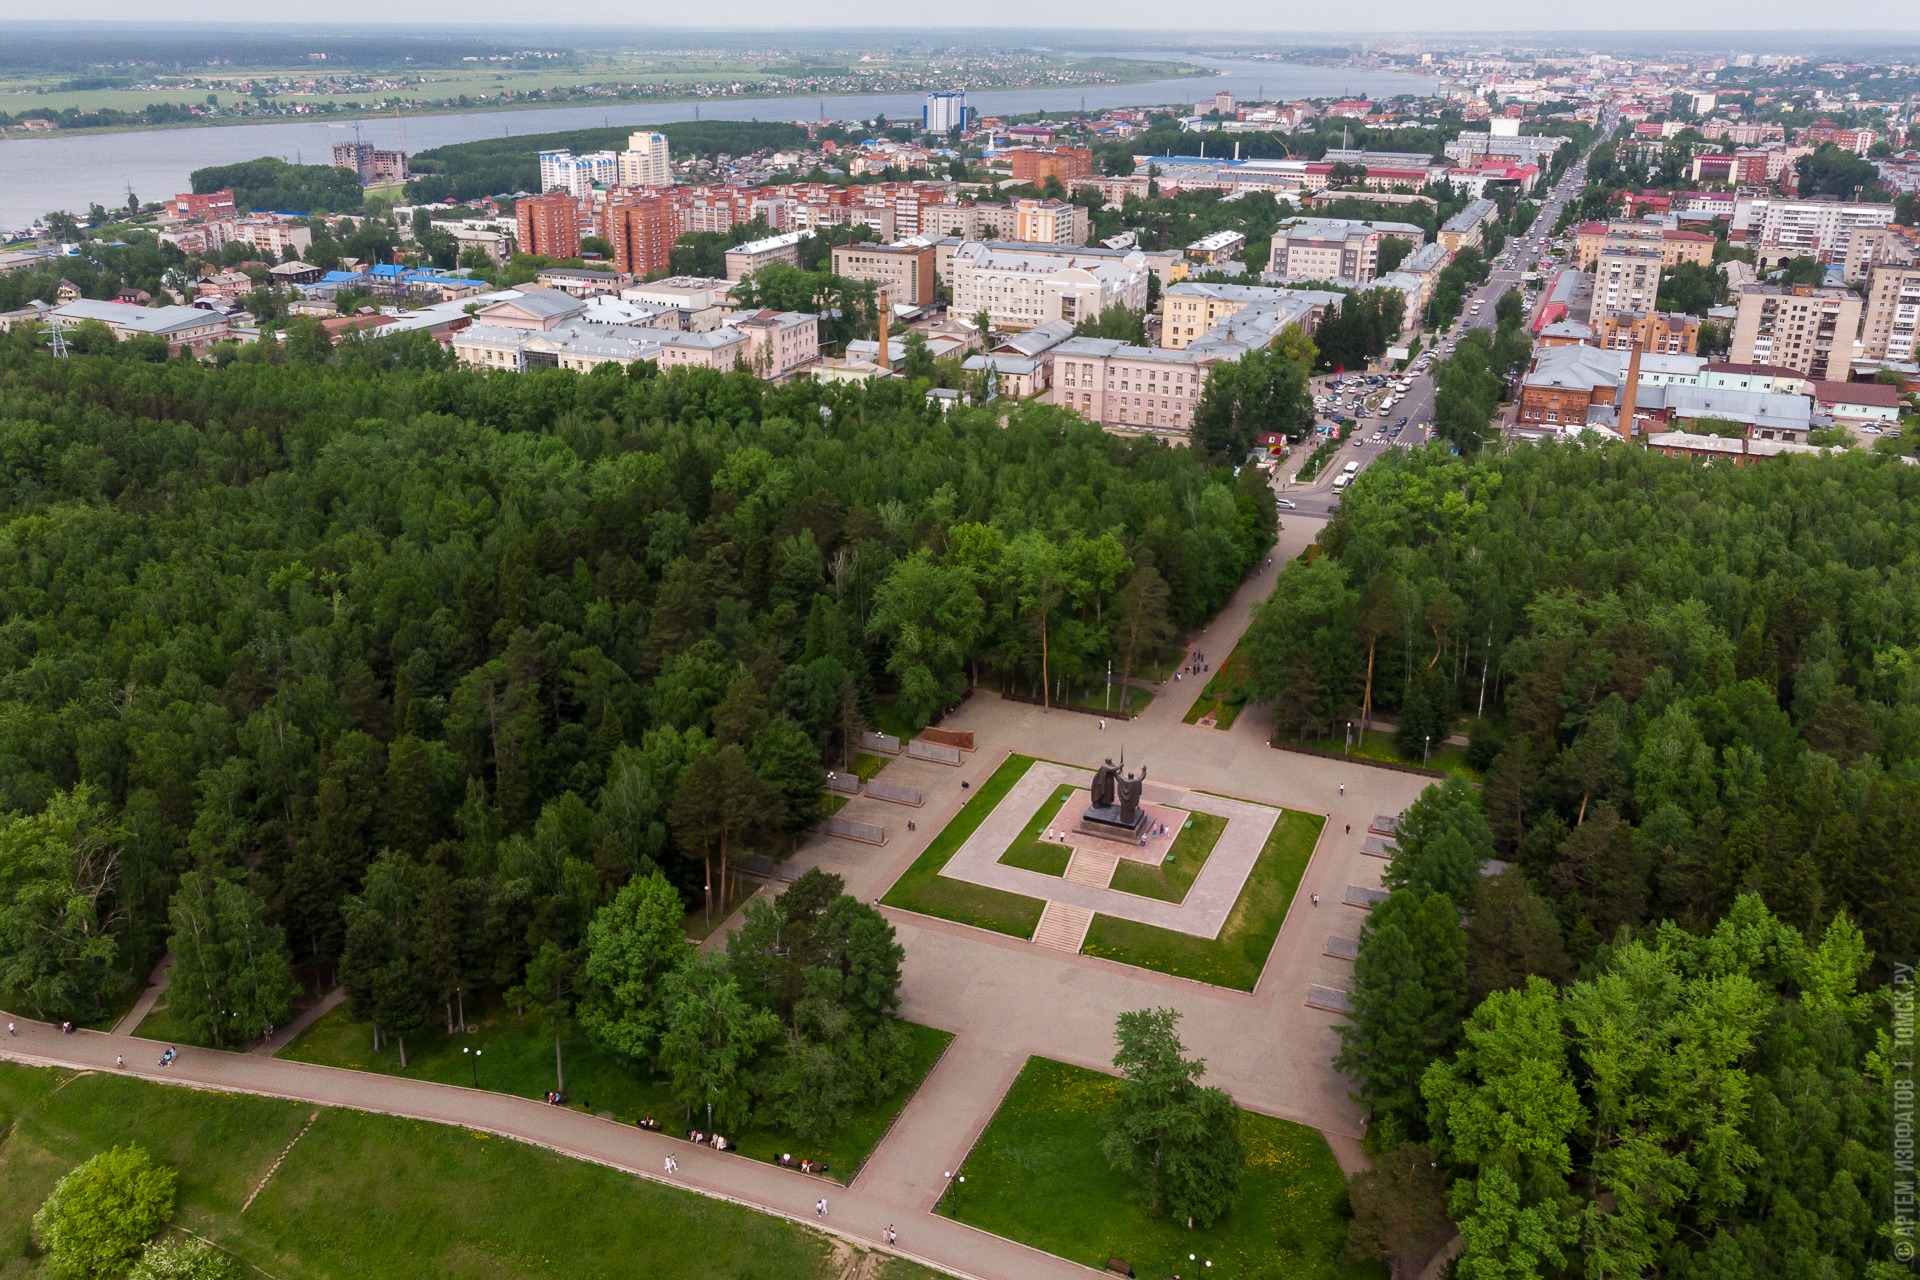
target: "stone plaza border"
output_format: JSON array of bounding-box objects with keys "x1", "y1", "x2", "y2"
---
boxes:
[{"x1": 936, "y1": 760, "x2": 1279, "y2": 940}]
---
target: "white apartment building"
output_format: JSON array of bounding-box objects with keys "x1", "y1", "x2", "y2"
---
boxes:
[
  {"x1": 616, "y1": 132, "x2": 673, "y2": 187},
  {"x1": 1268, "y1": 217, "x2": 1425, "y2": 285},
  {"x1": 1732, "y1": 196, "x2": 1896, "y2": 270},
  {"x1": 1048, "y1": 337, "x2": 1212, "y2": 434},
  {"x1": 539, "y1": 150, "x2": 618, "y2": 197},
  {"x1": 1590, "y1": 245, "x2": 1664, "y2": 323},
  {"x1": 1862, "y1": 265, "x2": 1920, "y2": 363},
  {"x1": 923, "y1": 91, "x2": 967, "y2": 133},
  {"x1": 948, "y1": 242, "x2": 1149, "y2": 331}
]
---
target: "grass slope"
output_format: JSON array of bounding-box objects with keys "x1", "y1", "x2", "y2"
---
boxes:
[
  {"x1": 280, "y1": 1003, "x2": 949, "y2": 1183},
  {"x1": 0, "y1": 1063, "x2": 940, "y2": 1280},
  {"x1": 954, "y1": 1057, "x2": 1380, "y2": 1280},
  {"x1": 1108, "y1": 809, "x2": 1225, "y2": 903},
  {"x1": 1082, "y1": 808, "x2": 1324, "y2": 990},
  {"x1": 881, "y1": 753, "x2": 1048, "y2": 937}
]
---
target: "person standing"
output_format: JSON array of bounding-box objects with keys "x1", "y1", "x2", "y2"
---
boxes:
[
  {"x1": 887, "y1": 1225, "x2": 896, "y2": 1246},
  {"x1": 1339, "y1": 782, "x2": 1345, "y2": 796},
  {"x1": 6, "y1": 1021, "x2": 13, "y2": 1037}
]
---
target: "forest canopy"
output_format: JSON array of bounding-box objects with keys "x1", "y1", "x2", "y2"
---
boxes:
[{"x1": 0, "y1": 332, "x2": 1269, "y2": 1024}]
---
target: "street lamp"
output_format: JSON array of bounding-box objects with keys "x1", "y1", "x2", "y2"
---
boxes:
[
  {"x1": 465, "y1": 1046, "x2": 482, "y2": 1088},
  {"x1": 1424, "y1": 734, "x2": 1432, "y2": 766},
  {"x1": 942, "y1": 1170, "x2": 966, "y2": 1217},
  {"x1": 1345, "y1": 720, "x2": 1354, "y2": 755}
]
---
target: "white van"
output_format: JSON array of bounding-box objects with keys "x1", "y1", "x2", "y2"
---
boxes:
[{"x1": 1332, "y1": 473, "x2": 1353, "y2": 492}]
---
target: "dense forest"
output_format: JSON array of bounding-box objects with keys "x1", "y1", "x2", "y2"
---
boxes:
[
  {"x1": 1241, "y1": 443, "x2": 1910, "y2": 1277},
  {"x1": 0, "y1": 331, "x2": 1271, "y2": 1036}
]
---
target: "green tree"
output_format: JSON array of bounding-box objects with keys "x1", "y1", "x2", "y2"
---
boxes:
[
  {"x1": 0, "y1": 786, "x2": 129, "y2": 1021},
  {"x1": 32, "y1": 1144, "x2": 177, "y2": 1280},
  {"x1": 507, "y1": 939, "x2": 578, "y2": 1095},
  {"x1": 868, "y1": 550, "x2": 985, "y2": 727},
  {"x1": 1341, "y1": 1143, "x2": 1455, "y2": 1278},
  {"x1": 578, "y1": 871, "x2": 689, "y2": 1065},
  {"x1": 1335, "y1": 890, "x2": 1468, "y2": 1144},
  {"x1": 658, "y1": 954, "x2": 778, "y2": 1130},
  {"x1": 164, "y1": 869, "x2": 299, "y2": 1047},
  {"x1": 670, "y1": 743, "x2": 780, "y2": 924},
  {"x1": 128, "y1": 1238, "x2": 240, "y2": 1280},
  {"x1": 1073, "y1": 306, "x2": 1148, "y2": 344},
  {"x1": 1100, "y1": 1007, "x2": 1245, "y2": 1228}
]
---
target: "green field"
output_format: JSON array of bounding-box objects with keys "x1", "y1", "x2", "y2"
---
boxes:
[
  {"x1": 1108, "y1": 809, "x2": 1226, "y2": 903},
  {"x1": 1082, "y1": 808, "x2": 1324, "y2": 990},
  {"x1": 280, "y1": 1002, "x2": 950, "y2": 1183},
  {"x1": 996, "y1": 784, "x2": 1076, "y2": 876},
  {"x1": 953, "y1": 1057, "x2": 1380, "y2": 1280},
  {"x1": 881, "y1": 754, "x2": 1049, "y2": 938},
  {"x1": 0, "y1": 1063, "x2": 937, "y2": 1280}
]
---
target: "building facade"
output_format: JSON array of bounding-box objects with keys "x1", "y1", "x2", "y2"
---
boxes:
[
  {"x1": 617, "y1": 132, "x2": 673, "y2": 188},
  {"x1": 948, "y1": 242, "x2": 1149, "y2": 331},
  {"x1": 831, "y1": 242, "x2": 938, "y2": 306},
  {"x1": 1862, "y1": 265, "x2": 1920, "y2": 363},
  {"x1": 1047, "y1": 337, "x2": 1212, "y2": 433},
  {"x1": 1592, "y1": 310, "x2": 1700, "y2": 355},
  {"x1": 517, "y1": 194, "x2": 583, "y2": 261},
  {"x1": 1268, "y1": 217, "x2": 1424, "y2": 285},
  {"x1": 923, "y1": 92, "x2": 967, "y2": 133},
  {"x1": 1728, "y1": 285, "x2": 1864, "y2": 380},
  {"x1": 1590, "y1": 244, "x2": 1664, "y2": 323}
]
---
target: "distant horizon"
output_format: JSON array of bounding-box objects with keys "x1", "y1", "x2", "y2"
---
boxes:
[{"x1": 3, "y1": 17, "x2": 1918, "y2": 40}]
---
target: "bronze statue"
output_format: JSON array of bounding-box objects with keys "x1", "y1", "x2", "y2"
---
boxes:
[
  {"x1": 1117, "y1": 764, "x2": 1147, "y2": 825},
  {"x1": 1091, "y1": 758, "x2": 1119, "y2": 810}
]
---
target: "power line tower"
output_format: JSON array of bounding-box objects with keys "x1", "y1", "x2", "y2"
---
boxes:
[{"x1": 47, "y1": 321, "x2": 69, "y2": 359}]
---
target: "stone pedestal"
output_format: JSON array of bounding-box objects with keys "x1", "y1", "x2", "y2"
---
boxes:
[{"x1": 1076, "y1": 803, "x2": 1149, "y2": 843}]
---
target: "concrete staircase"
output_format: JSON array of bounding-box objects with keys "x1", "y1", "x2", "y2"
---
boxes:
[
  {"x1": 1031, "y1": 901, "x2": 1094, "y2": 953},
  {"x1": 1063, "y1": 847, "x2": 1118, "y2": 888}
]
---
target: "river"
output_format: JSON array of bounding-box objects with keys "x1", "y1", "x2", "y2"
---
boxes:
[{"x1": 0, "y1": 56, "x2": 1435, "y2": 231}]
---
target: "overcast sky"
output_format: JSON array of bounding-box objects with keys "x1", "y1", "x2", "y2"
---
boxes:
[{"x1": 4, "y1": 5, "x2": 1917, "y2": 33}]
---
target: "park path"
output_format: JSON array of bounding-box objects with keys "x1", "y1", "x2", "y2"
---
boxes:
[
  {"x1": 0, "y1": 1017, "x2": 1100, "y2": 1280},
  {"x1": 110, "y1": 954, "x2": 171, "y2": 1036},
  {"x1": 252, "y1": 987, "x2": 344, "y2": 1056}
]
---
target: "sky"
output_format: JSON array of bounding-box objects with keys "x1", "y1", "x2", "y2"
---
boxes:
[{"x1": 2, "y1": 8, "x2": 1918, "y2": 34}]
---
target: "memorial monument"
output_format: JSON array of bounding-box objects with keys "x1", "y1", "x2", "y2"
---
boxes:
[{"x1": 1079, "y1": 754, "x2": 1149, "y2": 840}]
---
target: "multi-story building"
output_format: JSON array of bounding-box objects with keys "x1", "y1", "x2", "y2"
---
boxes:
[
  {"x1": 1590, "y1": 244, "x2": 1664, "y2": 323},
  {"x1": 1013, "y1": 199, "x2": 1084, "y2": 246},
  {"x1": 1734, "y1": 196, "x2": 1897, "y2": 271},
  {"x1": 831, "y1": 242, "x2": 938, "y2": 306},
  {"x1": 1572, "y1": 221, "x2": 1717, "y2": 271},
  {"x1": 616, "y1": 132, "x2": 673, "y2": 188},
  {"x1": 331, "y1": 142, "x2": 408, "y2": 184},
  {"x1": 172, "y1": 189, "x2": 235, "y2": 220},
  {"x1": 49, "y1": 299, "x2": 232, "y2": 354},
  {"x1": 1728, "y1": 284, "x2": 1864, "y2": 380},
  {"x1": 1009, "y1": 147, "x2": 1094, "y2": 186},
  {"x1": 735, "y1": 310, "x2": 821, "y2": 379},
  {"x1": 724, "y1": 231, "x2": 807, "y2": 281},
  {"x1": 601, "y1": 198, "x2": 674, "y2": 278},
  {"x1": 1862, "y1": 265, "x2": 1920, "y2": 363},
  {"x1": 1158, "y1": 281, "x2": 1339, "y2": 351},
  {"x1": 1268, "y1": 217, "x2": 1425, "y2": 285},
  {"x1": 1803, "y1": 121, "x2": 1877, "y2": 154},
  {"x1": 538, "y1": 149, "x2": 618, "y2": 197},
  {"x1": 1186, "y1": 231, "x2": 1246, "y2": 267},
  {"x1": 1437, "y1": 199, "x2": 1500, "y2": 254},
  {"x1": 923, "y1": 91, "x2": 967, "y2": 133},
  {"x1": 948, "y1": 242, "x2": 1150, "y2": 331},
  {"x1": 1047, "y1": 337, "x2": 1212, "y2": 433},
  {"x1": 517, "y1": 194, "x2": 583, "y2": 261},
  {"x1": 1592, "y1": 310, "x2": 1701, "y2": 355}
]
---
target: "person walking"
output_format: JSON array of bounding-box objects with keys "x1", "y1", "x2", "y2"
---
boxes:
[
  {"x1": 886, "y1": 1224, "x2": 897, "y2": 1246},
  {"x1": 6, "y1": 1021, "x2": 13, "y2": 1037},
  {"x1": 1099, "y1": 718, "x2": 1105, "y2": 731},
  {"x1": 1345, "y1": 823, "x2": 1351, "y2": 835},
  {"x1": 1339, "y1": 782, "x2": 1345, "y2": 796},
  {"x1": 1311, "y1": 892, "x2": 1320, "y2": 907},
  {"x1": 820, "y1": 1198, "x2": 828, "y2": 1217},
  {"x1": 115, "y1": 1054, "x2": 123, "y2": 1069},
  {"x1": 664, "y1": 1155, "x2": 674, "y2": 1175},
  {"x1": 815, "y1": 1198, "x2": 826, "y2": 1218}
]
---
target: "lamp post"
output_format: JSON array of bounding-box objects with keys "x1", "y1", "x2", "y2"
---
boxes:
[
  {"x1": 1424, "y1": 733, "x2": 1432, "y2": 766},
  {"x1": 465, "y1": 1046, "x2": 481, "y2": 1088},
  {"x1": 1345, "y1": 719, "x2": 1353, "y2": 755},
  {"x1": 942, "y1": 1170, "x2": 966, "y2": 1217}
]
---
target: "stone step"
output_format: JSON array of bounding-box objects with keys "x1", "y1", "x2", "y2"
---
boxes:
[
  {"x1": 1063, "y1": 848, "x2": 1118, "y2": 888},
  {"x1": 1306, "y1": 984, "x2": 1353, "y2": 1014},
  {"x1": 1031, "y1": 901, "x2": 1094, "y2": 953}
]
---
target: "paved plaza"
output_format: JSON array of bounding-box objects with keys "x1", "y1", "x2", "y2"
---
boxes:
[{"x1": 942, "y1": 758, "x2": 1280, "y2": 936}]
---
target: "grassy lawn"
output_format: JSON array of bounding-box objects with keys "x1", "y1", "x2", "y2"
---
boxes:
[
  {"x1": 279, "y1": 1002, "x2": 950, "y2": 1184},
  {"x1": 1293, "y1": 733, "x2": 1477, "y2": 781},
  {"x1": 1081, "y1": 809, "x2": 1324, "y2": 991},
  {"x1": 851, "y1": 751, "x2": 889, "y2": 782},
  {"x1": 1108, "y1": 809, "x2": 1225, "y2": 903},
  {"x1": 953, "y1": 1057, "x2": 1380, "y2": 1280},
  {"x1": 881, "y1": 754, "x2": 1049, "y2": 938},
  {"x1": 134, "y1": 982, "x2": 330, "y2": 1053},
  {"x1": 0, "y1": 1063, "x2": 939, "y2": 1280},
  {"x1": 997, "y1": 785, "x2": 1076, "y2": 877},
  {"x1": 1181, "y1": 639, "x2": 1256, "y2": 729}
]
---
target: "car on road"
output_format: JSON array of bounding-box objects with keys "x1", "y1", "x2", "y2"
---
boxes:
[
  {"x1": 1395, "y1": 416, "x2": 1408, "y2": 428},
  {"x1": 1276, "y1": 497, "x2": 1298, "y2": 509}
]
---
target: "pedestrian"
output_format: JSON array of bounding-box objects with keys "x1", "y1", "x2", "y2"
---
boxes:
[
  {"x1": 887, "y1": 1224, "x2": 897, "y2": 1246},
  {"x1": 1339, "y1": 782, "x2": 1345, "y2": 796},
  {"x1": 665, "y1": 1155, "x2": 674, "y2": 1175},
  {"x1": 1099, "y1": 718, "x2": 1105, "y2": 731},
  {"x1": 1311, "y1": 893, "x2": 1320, "y2": 907},
  {"x1": 1345, "y1": 823, "x2": 1351, "y2": 834},
  {"x1": 821, "y1": 1198, "x2": 828, "y2": 1217},
  {"x1": 6, "y1": 1021, "x2": 12, "y2": 1037},
  {"x1": 115, "y1": 1054, "x2": 123, "y2": 1068},
  {"x1": 816, "y1": 1198, "x2": 825, "y2": 1218}
]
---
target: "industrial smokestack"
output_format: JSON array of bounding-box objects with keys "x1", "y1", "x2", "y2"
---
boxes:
[
  {"x1": 1619, "y1": 340, "x2": 1643, "y2": 441},
  {"x1": 877, "y1": 288, "x2": 891, "y2": 372}
]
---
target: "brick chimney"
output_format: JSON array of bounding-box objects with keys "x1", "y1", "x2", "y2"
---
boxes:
[
  {"x1": 1618, "y1": 339, "x2": 1643, "y2": 441},
  {"x1": 876, "y1": 288, "x2": 890, "y2": 372}
]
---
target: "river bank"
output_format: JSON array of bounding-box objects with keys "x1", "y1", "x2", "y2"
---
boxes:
[{"x1": 0, "y1": 55, "x2": 1437, "y2": 230}]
